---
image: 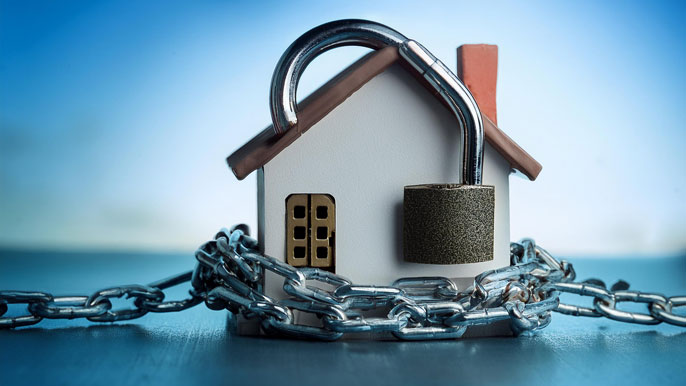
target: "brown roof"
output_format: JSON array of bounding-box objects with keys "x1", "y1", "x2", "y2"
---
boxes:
[{"x1": 227, "y1": 46, "x2": 542, "y2": 181}]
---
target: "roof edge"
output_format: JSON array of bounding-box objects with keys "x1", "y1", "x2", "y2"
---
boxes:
[
  {"x1": 227, "y1": 47, "x2": 400, "y2": 180},
  {"x1": 482, "y1": 114, "x2": 542, "y2": 181}
]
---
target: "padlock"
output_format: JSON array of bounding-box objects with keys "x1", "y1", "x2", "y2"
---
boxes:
[
  {"x1": 403, "y1": 184, "x2": 494, "y2": 264},
  {"x1": 399, "y1": 41, "x2": 495, "y2": 265},
  {"x1": 268, "y1": 19, "x2": 494, "y2": 266}
]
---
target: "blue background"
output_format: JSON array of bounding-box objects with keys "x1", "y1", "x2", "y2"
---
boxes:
[
  {"x1": 1, "y1": 0, "x2": 685, "y2": 256},
  {"x1": 1, "y1": 3, "x2": 685, "y2": 385}
]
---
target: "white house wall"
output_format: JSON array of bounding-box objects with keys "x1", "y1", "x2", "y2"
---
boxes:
[{"x1": 259, "y1": 63, "x2": 511, "y2": 295}]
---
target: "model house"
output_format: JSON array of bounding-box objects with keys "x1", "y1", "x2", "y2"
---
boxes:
[{"x1": 228, "y1": 44, "x2": 541, "y2": 296}]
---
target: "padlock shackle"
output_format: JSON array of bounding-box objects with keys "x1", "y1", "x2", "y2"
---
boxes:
[
  {"x1": 269, "y1": 19, "x2": 484, "y2": 185},
  {"x1": 270, "y1": 20, "x2": 406, "y2": 134}
]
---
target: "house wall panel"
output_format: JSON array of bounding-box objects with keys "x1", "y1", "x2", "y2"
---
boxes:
[{"x1": 260, "y1": 63, "x2": 511, "y2": 296}]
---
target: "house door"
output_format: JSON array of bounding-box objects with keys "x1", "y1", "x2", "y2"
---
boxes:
[{"x1": 285, "y1": 194, "x2": 336, "y2": 271}]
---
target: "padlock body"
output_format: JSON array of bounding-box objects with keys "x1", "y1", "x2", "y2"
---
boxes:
[{"x1": 403, "y1": 184, "x2": 495, "y2": 264}]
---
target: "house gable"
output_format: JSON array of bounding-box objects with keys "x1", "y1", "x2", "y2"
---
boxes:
[{"x1": 228, "y1": 47, "x2": 542, "y2": 181}]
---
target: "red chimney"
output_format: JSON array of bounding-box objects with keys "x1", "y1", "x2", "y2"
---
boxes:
[{"x1": 457, "y1": 44, "x2": 498, "y2": 125}]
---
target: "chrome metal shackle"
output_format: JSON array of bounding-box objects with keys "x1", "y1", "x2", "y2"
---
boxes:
[{"x1": 269, "y1": 19, "x2": 485, "y2": 185}]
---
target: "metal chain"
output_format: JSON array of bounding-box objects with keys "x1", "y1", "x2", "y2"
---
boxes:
[{"x1": 1, "y1": 225, "x2": 685, "y2": 338}]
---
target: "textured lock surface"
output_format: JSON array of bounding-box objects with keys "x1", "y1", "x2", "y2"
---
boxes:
[{"x1": 403, "y1": 184, "x2": 495, "y2": 264}]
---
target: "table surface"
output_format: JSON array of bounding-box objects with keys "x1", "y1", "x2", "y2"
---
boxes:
[{"x1": 1, "y1": 249, "x2": 684, "y2": 386}]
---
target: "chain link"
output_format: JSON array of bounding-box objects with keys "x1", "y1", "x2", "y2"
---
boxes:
[
  {"x1": 1, "y1": 225, "x2": 685, "y2": 338},
  {"x1": 0, "y1": 271, "x2": 200, "y2": 328}
]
